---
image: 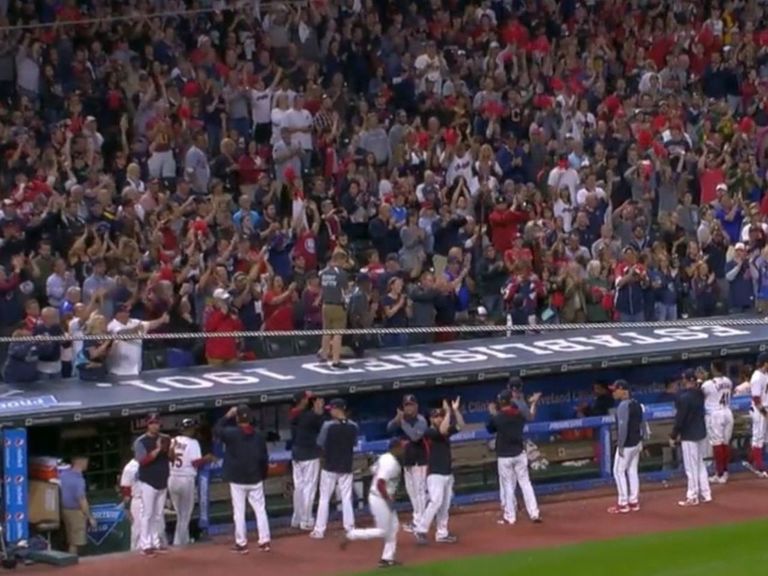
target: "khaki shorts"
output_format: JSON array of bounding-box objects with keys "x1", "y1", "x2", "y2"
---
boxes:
[
  {"x1": 62, "y1": 509, "x2": 87, "y2": 547},
  {"x1": 322, "y1": 304, "x2": 347, "y2": 330}
]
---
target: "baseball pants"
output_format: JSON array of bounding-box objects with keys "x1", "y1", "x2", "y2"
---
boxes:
[
  {"x1": 138, "y1": 482, "x2": 167, "y2": 551},
  {"x1": 613, "y1": 443, "x2": 642, "y2": 507},
  {"x1": 230, "y1": 482, "x2": 271, "y2": 547},
  {"x1": 346, "y1": 493, "x2": 399, "y2": 562},
  {"x1": 313, "y1": 470, "x2": 355, "y2": 537},
  {"x1": 168, "y1": 475, "x2": 196, "y2": 546},
  {"x1": 681, "y1": 440, "x2": 712, "y2": 502},
  {"x1": 706, "y1": 410, "x2": 734, "y2": 477},
  {"x1": 498, "y1": 453, "x2": 540, "y2": 523},
  {"x1": 417, "y1": 474, "x2": 453, "y2": 540},
  {"x1": 292, "y1": 459, "x2": 320, "y2": 529},
  {"x1": 129, "y1": 497, "x2": 142, "y2": 551},
  {"x1": 750, "y1": 408, "x2": 768, "y2": 470},
  {"x1": 403, "y1": 465, "x2": 427, "y2": 528}
]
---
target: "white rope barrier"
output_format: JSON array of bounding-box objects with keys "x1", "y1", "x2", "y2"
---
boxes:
[{"x1": 4, "y1": 316, "x2": 768, "y2": 344}]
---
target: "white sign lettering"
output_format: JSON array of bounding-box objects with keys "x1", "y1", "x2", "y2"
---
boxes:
[
  {"x1": 381, "y1": 353, "x2": 452, "y2": 368},
  {"x1": 206, "y1": 372, "x2": 261, "y2": 385},
  {"x1": 155, "y1": 376, "x2": 214, "y2": 389}
]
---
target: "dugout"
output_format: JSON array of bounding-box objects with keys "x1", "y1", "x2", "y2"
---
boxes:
[{"x1": 0, "y1": 323, "x2": 764, "y2": 556}]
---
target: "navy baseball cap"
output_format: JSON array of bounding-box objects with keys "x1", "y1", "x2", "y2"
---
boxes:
[
  {"x1": 181, "y1": 418, "x2": 195, "y2": 429},
  {"x1": 328, "y1": 398, "x2": 347, "y2": 411},
  {"x1": 610, "y1": 379, "x2": 630, "y2": 391},
  {"x1": 147, "y1": 413, "x2": 161, "y2": 425},
  {"x1": 758, "y1": 352, "x2": 768, "y2": 366},
  {"x1": 497, "y1": 389, "x2": 513, "y2": 404},
  {"x1": 236, "y1": 404, "x2": 253, "y2": 421},
  {"x1": 429, "y1": 407, "x2": 446, "y2": 418},
  {"x1": 681, "y1": 369, "x2": 696, "y2": 381},
  {"x1": 508, "y1": 376, "x2": 523, "y2": 390},
  {"x1": 402, "y1": 394, "x2": 418, "y2": 406}
]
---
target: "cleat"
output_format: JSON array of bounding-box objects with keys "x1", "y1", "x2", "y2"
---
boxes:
[
  {"x1": 436, "y1": 534, "x2": 458, "y2": 544},
  {"x1": 259, "y1": 542, "x2": 271, "y2": 552},
  {"x1": 140, "y1": 548, "x2": 156, "y2": 558},
  {"x1": 531, "y1": 516, "x2": 543, "y2": 524},
  {"x1": 231, "y1": 544, "x2": 249, "y2": 555},
  {"x1": 677, "y1": 498, "x2": 699, "y2": 507},
  {"x1": 378, "y1": 559, "x2": 401, "y2": 568},
  {"x1": 497, "y1": 518, "x2": 515, "y2": 525},
  {"x1": 401, "y1": 523, "x2": 415, "y2": 533},
  {"x1": 607, "y1": 505, "x2": 630, "y2": 514},
  {"x1": 414, "y1": 532, "x2": 429, "y2": 546},
  {"x1": 629, "y1": 503, "x2": 640, "y2": 512},
  {"x1": 309, "y1": 531, "x2": 324, "y2": 540}
]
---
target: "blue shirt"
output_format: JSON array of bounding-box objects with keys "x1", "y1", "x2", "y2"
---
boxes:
[{"x1": 59, "y1": 468, "x2": 86, "y2": 510}]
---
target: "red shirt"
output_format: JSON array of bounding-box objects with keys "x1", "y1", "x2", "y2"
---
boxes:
[
  {"x1": 488, "y1": 208, "x2": 528, "y2": 252},
  {"x1": 204, "y1": 309, "x2": 243, "y2": 361},
  {"x1": 262, "y1": 291, "x2": 294, "y2": 331},
  {"x1": 293, "y1": 231, "x2": 318, "y2": 271},
  {"x1": 700, "y1": 168, "x2": 725, "y2": 205}
]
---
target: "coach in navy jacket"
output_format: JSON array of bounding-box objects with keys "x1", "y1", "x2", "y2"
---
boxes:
[
  {"x1": 670, "y1": 369, "x2": 711, "y2": 506},
  {"x1": 214, "y1": 404, "x2": 271, "y2": 553}
]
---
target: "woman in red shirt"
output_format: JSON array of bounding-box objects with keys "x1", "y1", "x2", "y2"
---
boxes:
[
  {"x1": 262, "y1": 276, "x2": 297, "y2": 331},
  {"x1": 204, "y1": 290, "x2": 243, "y2": 365}
]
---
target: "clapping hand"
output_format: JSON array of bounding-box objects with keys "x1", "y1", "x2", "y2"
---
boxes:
[
  {"x1": 488, "y1": 402, "x2": 498, "y2": 416},
  {"x1": 451, "y1": 396, "x2": 461, "y2": 411}
]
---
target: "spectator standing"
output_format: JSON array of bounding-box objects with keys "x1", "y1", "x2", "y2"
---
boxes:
[
  {"x1": 132, "y1": 414, "x2": 171, "y2": 557},
  {"x1": 2, "y1": 325, "x2": 38, "y2": 384},
  {"x1": 214, "y1": 404, "x2": 271, "y2": 554},
  {"x1": 59, "y1": 456, "x2": 96, "y2": 555},
  {"x1": 34, "y1": 307, "x2": 64, "y2": 380},
  {"x1": 204, "y1": 289, "x2": 243, "y2": 366},
  {"x1": 311, "y1": 398, "x2": 358, "y2": 540},
  {"x1": 106, "y1": 306, "x2": 169, "y2": 376},
  {"x1": 347, "y1": 273, "x2": 376, "y2": 357},
  {"x1": 289, "y1": 392, "x2": 325, "y2": 532},
  {"x1": 319, "y1": 251, "x2": 349, "y2": 368},
  {"x1": 614, "y1": 247, "x2": 649, "y2": 323},
  {"x1": 725, "y1": 243, "x2": 755, "y2": 314},
  {"x1": 670, "y1": 370, "x2": 712, "y2": 508}
]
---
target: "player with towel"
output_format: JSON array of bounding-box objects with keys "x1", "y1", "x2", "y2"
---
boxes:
[
  {"x1": 487, "y1": 389, "x2": 542, "y2": 525},
  {"x1": 386, "y1": 394, "x2": 428, "y2": 533},
  {"x1": 311, "y1": 398, "x2": 358, "y2": 539},
  {"x1": 214, "y1": 404, "x2": 271, "y2": 554},
  {"x1": 341, "y1": 438, "x2": 407, "y2": 568},
  {"x1": 290, "y1": 391, "x2": 326, "y2": 531},
  {"x1": 670, "y1": 369, "x2": 712, "y2": 507},
  {"x1": 607, "y1": 380, "x2": 645, "y2": 514},
  {"x1": 414, "y1": 397, "x2": 464, "y2": 545}
]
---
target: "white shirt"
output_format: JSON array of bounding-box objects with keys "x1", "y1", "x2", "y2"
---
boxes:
[
  {"x1": 576, "y1": 185, "x2": 606, "y2": 207},
  {"x1": 444, "y1": 152, "x2": 473, "y2": 186},
  {"x1": 270, "y1": 107, "x2": 287, "y2": 145},
  {"x1": 120, "y1": 459, "x2": 140, "y2": 498},
  {"x1": 169, "y1": 436, "x2": 202, "y2": 478},
  {"x1": 369, "y1": 452, "x2": 401, "y2": 498},
  {"x1": 284, "y1": 107, "x2": 314, "y2": 150},
  {"x1": 107, "y1": 318, "x2": 149, "y2": 376},
  {"x1": 547, "y1": 167, "x2": 581, "y2": 205},
  {"x1": 735, "y1": 380, "x2": 752, "y2": 396},
  {"x1": 250, "y1": 89, "x2": 273, "y2": 125},
  {"x1": 750, "y1": 369, "x2": 768, "y2": 407},
  {"x1": 701, "y1": 376, "x2": 733, "y2": 413}
]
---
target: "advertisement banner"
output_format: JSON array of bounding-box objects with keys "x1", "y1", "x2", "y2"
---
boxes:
[
  {"x1": 2, "y1": 428, "x2": 29, "y2": 543},
  {"x1": 86, "y1": 503, "x2": 126, "y2": 547}
]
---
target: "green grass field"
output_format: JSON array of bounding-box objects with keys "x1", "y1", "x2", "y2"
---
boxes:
[{"x1": 355, "y1": 519, "x2": 768, "y2": 576}]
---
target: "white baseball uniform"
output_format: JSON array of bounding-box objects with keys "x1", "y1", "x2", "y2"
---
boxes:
[
  {"x1": 750, "y1": 369, "x2": 768, "y2": 448},
  {"x1": 346, "y1": 452, "x2": 401, "y2": 562},
  {"x1": 168, "y1": 435, "x2": 202, "y2": 546},
  {"x1": 701, "y1": 376, "x2": 734, "y2": 445},
  {"x1": 119, "y1": 459, "x2": 142, "y2": 551}
]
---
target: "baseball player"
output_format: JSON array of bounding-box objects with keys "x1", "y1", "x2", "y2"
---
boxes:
[
  {"x1": 700, "y1": 360, "x2": 734, "y2": 484},
  {"x1": 487, "y1": 389, "x2": 541, "y2": 525},
  {"x1": 608, "y1": 380, "x2": 644, "y2": 514},
  {"x1": 386, "y1": 394, "x2": 427, "y2": 533},
  {"x1": 290, "y1": 391, "x2": 326, "y2": 531},
  {"x1": 119, "y1": 459, "x2": 142, "y2": 551},
  {"x1": 214, "y1": 404, "x2": 271, "y2": 554},
  {"x1": 168, "y1": 418, "x2": 208, "y2": 546},
  {"x1": 133, "y1": 413, "x2": 172, "y2": 556},
  {"x1": 502, "y1": 378, "x2": 541, "y2": 517},
  {"x1": 670, "y1": 370, "x2": 711, "y2": 507},
  {"x1": 745, "y1": 353, "x2": 768, "y2": 478},
  {"x1": 311, "y1": 398, "x2": 358, "y2": 539},
  {"x1": 341, "y1": 439, "x2": 406, "y2": 568},
  {"x1": 414, "y1": 397, "x2": 464, "y2": 545}
]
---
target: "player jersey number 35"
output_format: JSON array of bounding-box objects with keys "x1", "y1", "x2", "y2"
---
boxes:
[{"x1": 170, "y1": 437, "x2": 202, "y2": 478}]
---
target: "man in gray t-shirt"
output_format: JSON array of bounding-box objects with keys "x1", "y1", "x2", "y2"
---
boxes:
[{"x1": 319, "y1": 251, "x2": 350, "y2": 369}]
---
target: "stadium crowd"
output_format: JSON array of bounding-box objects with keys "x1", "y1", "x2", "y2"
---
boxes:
[{"x1": 2, "y1": 0, "x2": 768, "y2": 380}]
